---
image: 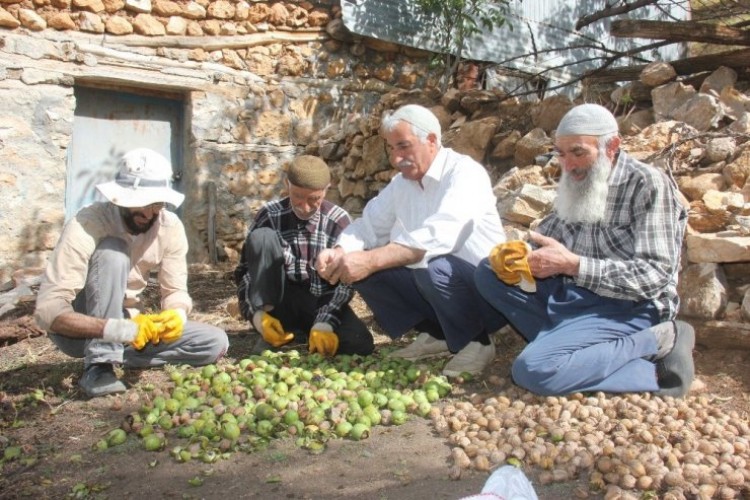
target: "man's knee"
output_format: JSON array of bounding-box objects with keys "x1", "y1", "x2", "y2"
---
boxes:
[
  {"x1": 511, "y1": 351, "x2": 562, "y2": 396},
  {"x1": 95, "y1": 237, "x2": 129, "y2": 264},
  {"x1": 203, "y1": 326, "x2": 229, "y2": 364}
]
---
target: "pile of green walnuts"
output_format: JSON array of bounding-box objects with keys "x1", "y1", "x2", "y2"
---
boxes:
[{"x1": 100, "y1": 349, "x2": 453, "y2": 463}]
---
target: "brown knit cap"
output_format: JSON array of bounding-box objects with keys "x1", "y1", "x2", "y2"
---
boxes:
[{"x1": 286, "y1": 155, "x2": 331, "y2": 189}]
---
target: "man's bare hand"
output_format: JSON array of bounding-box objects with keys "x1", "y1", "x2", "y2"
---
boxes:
[
  {"x1": 527, "y1": 231, "x2": 580, "y2": 278},
  {"x1": 316, "y1": 248, "x2": 342, "y2": 282},
  {"x1": 335, "y1": 251, "x2": 373, "y2": 284}
]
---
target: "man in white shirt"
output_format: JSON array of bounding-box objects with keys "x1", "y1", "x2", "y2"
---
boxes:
[{"x1": 317, "y1": 104, "x2": 507, "y2": 376}]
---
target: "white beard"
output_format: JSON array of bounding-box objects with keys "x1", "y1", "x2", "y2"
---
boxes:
[{"x1": 554, "y1": 152, "x2": 612, "y2": 224}]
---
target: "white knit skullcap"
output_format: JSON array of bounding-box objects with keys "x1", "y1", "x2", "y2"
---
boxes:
[
  {"x1": 556, "y1": 103, "x2": 619, "y2": 137},
  {"x1": 383, "y1": 104, "x2": 442, "y2": 140}
]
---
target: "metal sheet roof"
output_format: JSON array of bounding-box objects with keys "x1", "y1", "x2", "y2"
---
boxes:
[{"x1": 341, "y1": 0, "x2": 690, "y2": 88}]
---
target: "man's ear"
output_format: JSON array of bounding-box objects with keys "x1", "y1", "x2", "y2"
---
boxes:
[{"x1": 606, "y1": 136, "x2": 621, "y2": 159}]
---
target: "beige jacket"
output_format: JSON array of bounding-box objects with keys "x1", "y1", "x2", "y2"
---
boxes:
[{"x1": 35, "y1": 202, "x2": 192, "y2": 331}]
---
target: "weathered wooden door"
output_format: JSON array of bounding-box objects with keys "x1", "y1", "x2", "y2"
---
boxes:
[{"x1": 66, "y1": 86, "x2": 185, "y2": 220}]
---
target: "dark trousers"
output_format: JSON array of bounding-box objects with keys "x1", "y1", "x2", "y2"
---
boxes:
[
  {"x1": 242, "y1": 227, "x2": 374, "y2": 355},
  {"x1": 354, "y1": 254, "x2": 506, "y2": 353}
]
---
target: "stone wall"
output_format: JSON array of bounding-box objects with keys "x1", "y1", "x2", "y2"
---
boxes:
[{"x1": 0, "y1": 0, "x2": 436, "y2": 282}]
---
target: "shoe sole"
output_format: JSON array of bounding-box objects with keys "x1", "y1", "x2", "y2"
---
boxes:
[{"x1": 655, "y1": 320, "x2": 695, "y2": 398}]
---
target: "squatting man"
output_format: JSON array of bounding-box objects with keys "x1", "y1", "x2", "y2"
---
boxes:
[{"x1": 35, "y1": 148, "x2": 229, "y2": 398}]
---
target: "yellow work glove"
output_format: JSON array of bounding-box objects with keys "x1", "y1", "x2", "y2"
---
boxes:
[
  {"x1": 252, "y1": 311, "x2": 294, "y2": 348},
  {"x1": 488, "y1": 240, "x2": 537, "y2": 293},
  {"x1": 129, "y1": 315, "x2": 160, "y2": 350},
  {"x1": 151, "y1": 309, "x2": 186, "y2": 343},
  {"x1": 309, "y1": 322, "x2": 339, "y2": 357}
]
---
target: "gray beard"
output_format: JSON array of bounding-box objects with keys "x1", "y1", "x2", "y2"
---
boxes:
[{"x1": 554, "y1": 154, "x2": 612, "y2": 224}]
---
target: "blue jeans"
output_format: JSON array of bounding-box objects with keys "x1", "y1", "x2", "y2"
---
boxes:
[
  {"x1": 49, "y1": 237, "x2": 228, "y2": 368},
  {"x1": 354, "y1": 255, "x2": 506, "y2": 353},
  {"x1": 474, "y1": 258, "x2": 661, "y2": 395}
]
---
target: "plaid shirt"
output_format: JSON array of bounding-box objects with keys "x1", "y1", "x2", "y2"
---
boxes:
[
  {"x1": 536, "y1": 151, "x2": 687, "y2": 321},
  {"x1": 234, "y1": 198, "x2": 354, "y2": 327}
]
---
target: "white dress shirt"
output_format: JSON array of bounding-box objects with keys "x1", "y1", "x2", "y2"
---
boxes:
[{"x1": 337, "y1": 147, "x2": 506, "y2": 268}]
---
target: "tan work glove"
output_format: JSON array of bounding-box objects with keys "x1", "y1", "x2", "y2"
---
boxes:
[
  {"x1": 309, "y1": 322, "x2": 339, "y2": 357},
  {"x1": 103, "y1": 315, "x2": 159, "y2": 350},
  {"x1": 488, "y1": 240, "x2": 537, "y2": 293},
  {"x1": 151, "y1": 309, "x2": 187, "y2": 343},
  {"x1": 252, "y1": 311, "x2": 294, "y2": 348}
]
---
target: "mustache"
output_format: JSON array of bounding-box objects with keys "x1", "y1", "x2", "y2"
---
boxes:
[{"x1": 396, "y1": 160, "x2": 414, "y2": 169}]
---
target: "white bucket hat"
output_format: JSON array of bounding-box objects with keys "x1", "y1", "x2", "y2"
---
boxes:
[{"x1": 96, "y1": 148, "x2": 185, "y2": 208}]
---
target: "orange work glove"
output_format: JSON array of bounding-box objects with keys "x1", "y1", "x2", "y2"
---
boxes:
[
  {"x1": 488, "y1": 240, "x2": 537, "y2": 293},
  {"x1": 252, "y1": 311, "x2": 294, "y2": 348},
  {"x1": 151, "y1": 309, "x2": 186, "y2": 343},
  {"x1": 309, "y1": 322, "x2": 339, "y2": 357}
]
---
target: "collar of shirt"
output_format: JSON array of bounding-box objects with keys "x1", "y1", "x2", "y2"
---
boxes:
[
  {"x1": 419, "y1": 146, "x2": 448, "y2": 188},
  {"x1": 608, "y1": 150, "x2": 630, "y2": 187}
]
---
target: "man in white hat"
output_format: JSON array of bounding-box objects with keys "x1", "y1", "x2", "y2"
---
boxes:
[
  {"x1": 475, "y1": 103, "x2": 694, "y2": 397},
  {"x1": 316, "y1": 104, "x2": 507, "y2": 377},
  {"x1": 35, "y1": 148, "x2": 229, "y2": 398}
]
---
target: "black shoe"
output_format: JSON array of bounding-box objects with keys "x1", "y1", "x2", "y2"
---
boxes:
[
  {"x1": 79, "y1": 364, "x2": 127, "y2": 398},
  {"x1": 655, "y1": 321, "x2": 695, "y2": 398}
]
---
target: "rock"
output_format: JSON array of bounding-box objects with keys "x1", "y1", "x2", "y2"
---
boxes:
[
  {"x1": 677, "y1": 173, "x2": 725, "y2": 201},
  {"x1": 686, "y1": 233, "x2": 750, "y2": 263},
  {"x1": 124, "y1": 0, "x2": 149, "y2": 13},
  {"x1": 267, "y1": 2, "x2": 288, "y2": 25},
  {"x1": 723, "y1": 147, "x2": 750, "y2": 188},
  {"x1": 490, "y1": 130, "x2": 521, "y2": 161},
  {"x1": 704, "y1": 136, "x2": 736, "y2": 164},
  {"x1": 0, "y1": 8, "x2": 20, "y2": 28},
  {"x1": 499, "y1": 183, "x2": 556, "y2": 226},
  {"x1": 688, "y1": 201, "x2": 730, "y2": 233},
  {"x1": 530, "y1": 94, "x2": 573, "y2": 134},
  {"x1": 165, "y1": 15, "x2": 186, "y2": 35},
  {"x1": 105, "y1": 15, "x2": 133, "y2": 34},
  {"x1": 672, "y1": 93, "x2": 723, "y2": 131},
  {"x1": 514, "y1": 128, "x2": 551, "y2": 168},
  {"x1": 207, "y1": 0, "x2": 234, "y2": 19},
  {"x1": 444, "y1": 116, "x2": 501, "y2": 163},
  {"x1": 132, "y1": 13, "x2": 164, "y2": 35},
  {"x1": 677, "y1": 262, "x2": 727, "y2": 319},
  {"x1": 618, "y1": 109, "x2": 654, "y2": 136},
  {"x1": 183, "y1": 1, "x2": 206, "y2": 20},
  {"x1": 652, "y1": 82, "x2": 696, "y2": 121},
  {"x1": 640, "y1": 61, "x2": 677, "y2": 87},
  {"x1": 151, "y1": 0, "x2": 181, "y2": 17},
  {"x1": 18, "y1": 8, "x2": 46, "y2": 30},
  {"x1": 79, "y1": 11, "x2": 104, "y2": 32},
  {"x1": 46, "y1": 12, "x2": 76, "y2": 30},
  {"x1": 719, "y1": 86, "x2": 750, "y2": 120},
  {"x1": 700, "y1": 66, "x2": 737, "y2": 95}
]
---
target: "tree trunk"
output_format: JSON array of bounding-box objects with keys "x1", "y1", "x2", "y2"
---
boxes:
[
  {"x1": 611, "y1": 19, "x2": 750, "y2": 46},
  {"x1": 583, "y1": 47, "x2": 750, "y2": 84}
]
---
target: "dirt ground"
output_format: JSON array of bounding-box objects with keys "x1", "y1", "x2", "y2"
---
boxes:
[{"x1": 0, "y1": 265, "x2": 748, "y2": 500}]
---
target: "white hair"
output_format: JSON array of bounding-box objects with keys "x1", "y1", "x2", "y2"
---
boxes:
[{"x1": 381, "y1": 104, "x2": 442, "y2": 144}]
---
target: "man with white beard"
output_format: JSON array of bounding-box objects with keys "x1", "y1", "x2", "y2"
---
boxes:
[{"x1": 475, "y1": 103, "x2": 694, "y2": 397}]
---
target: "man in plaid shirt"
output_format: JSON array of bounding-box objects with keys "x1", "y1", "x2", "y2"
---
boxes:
[
  {"x1": 234, "y1": 155, "x2": 373, "y2": 357},
  {"x1": 476, "y1": 104, "x2": 694, "y2": 397}
]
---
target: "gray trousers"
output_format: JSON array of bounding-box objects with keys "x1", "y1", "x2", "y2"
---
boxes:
[{"x1": 49, "y1": 237, "x2": 229, "y2": 368}]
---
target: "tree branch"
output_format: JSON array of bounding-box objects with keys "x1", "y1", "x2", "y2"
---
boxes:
[{"x1": 575, "y1": 0, "x2": 661, "y2": 31}]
